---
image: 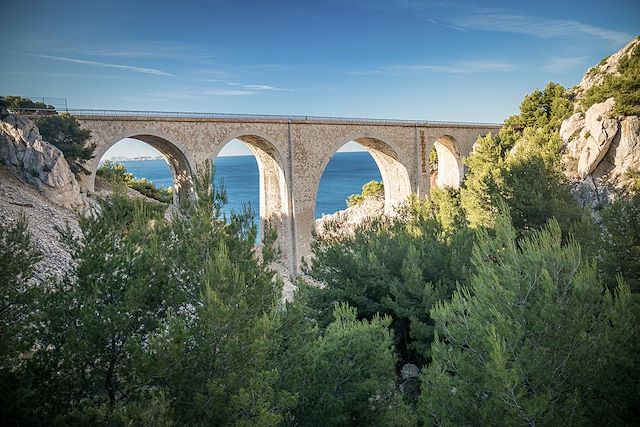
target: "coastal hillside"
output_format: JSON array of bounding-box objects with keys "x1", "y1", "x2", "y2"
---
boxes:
[{"x1": 0, "y1": 111, "x2": 174, "y2": 280}]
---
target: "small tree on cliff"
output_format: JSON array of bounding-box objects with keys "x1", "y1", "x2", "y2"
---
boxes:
[
  {"x1": 35, "y1": 113, "x2": 95, "y2": 175},
  {"x1": 346, "y1": 180, "x2": 384, "y2": 207}
]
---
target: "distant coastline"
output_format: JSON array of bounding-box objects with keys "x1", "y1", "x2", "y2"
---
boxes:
[
  {"x1": 105, "y1": 155, "x2": 164, "y2": 162},
  {"x1": 103, "y1": 153, "x2": 262, "y2": 162}
]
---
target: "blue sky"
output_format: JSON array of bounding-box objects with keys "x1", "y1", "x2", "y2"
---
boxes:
[{"x1": 1, "y1": 0, "x2": 638, "y2": 157}]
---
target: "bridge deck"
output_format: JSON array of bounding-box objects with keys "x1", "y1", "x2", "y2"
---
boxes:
[{"x1": 14, "y1": 108, "x2": 502, "y2": 129}]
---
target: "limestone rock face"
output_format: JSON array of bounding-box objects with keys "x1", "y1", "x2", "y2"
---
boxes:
[
  {"x1": 575, "y1": 98, "x2": 619, "y2": 179},
  {"x1": 560, "y1": 112, "x2": 585, "y2": 158},
  {"x1": 0, "y1": 166, "x2": 80, "y2": 282},
  {"x1": 613, "y1": 117, "x2": 640, "y2": 173},
  {"x1": 559, "y1": 37, "x2": 640, "y2": 208},
  {"x1": 561, "y1": 99, "x2": 639, "y2": 207},
  {"x1": 0, "y1": 114, "x2": 88, "y2": 212}
]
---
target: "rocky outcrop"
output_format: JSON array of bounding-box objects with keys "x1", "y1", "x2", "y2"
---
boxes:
[
  {"x1": 575, "y1": 37, "x2": 639, "y2": 97},
  {"x1": 561, "y1": 99, "x2": 639, "y2": 207},
  {"x1": 562, "y1": 98, "x2": 618, "y2": 179},
  {"x1": 560, "y1": 37, "x2": 640, "y2": 209},
  {"x1": 315, "y1": 194, "x2": 384, "y2": 238},
  {"x1": 0, "y1": 114, "x2": 89, "y2": 212}
]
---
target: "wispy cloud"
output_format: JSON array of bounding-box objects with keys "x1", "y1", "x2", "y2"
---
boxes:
[
  {"x1": 203, "y1": 89, "x2": 256, "y2": 96},
  {"x1": 0, "y1": 70, "x2": 133, "y2": 79},
  {"x1": 13, "y1": 51, "x2": 174, "y2": 76},
  {"x1": 425, "y1": 18, "x2": 467, "y2": 32},
  {"x1": 451, "y1": 14, "x2": 632, "y2": 45},
  {"x1": 350, "y1": 59, "x2": 515, "y2": 76},
  {"x1": 24, "y1": 40, "x2": 221, "y2": 62},
  {"x1": 148, "y1": 88, "x2": 265, "y2": 99},
  {"x1": 227, "y1": 82, "x2": 288, "y2": 91},
  {"x1": 539, "y1": 56, "x2": 587, "y2": 73}
]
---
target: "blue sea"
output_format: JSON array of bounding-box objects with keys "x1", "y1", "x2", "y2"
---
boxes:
[{"x1": 117, "y1": 151, "x2": 382, "y2": 219}]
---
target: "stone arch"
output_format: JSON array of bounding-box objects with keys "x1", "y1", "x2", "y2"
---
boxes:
[
  {"x1": 215, "y1": 131, "x2": 292, "y2": 266},
  {"x1": 317, "y1": 132, "x2": 412, "y2": 214},
  {"x1": 431, "y1": 135, "x2": 462, "y2": 189},
  {"x1": 89, "y1": 129, "x2": 194, "y2": 203}
]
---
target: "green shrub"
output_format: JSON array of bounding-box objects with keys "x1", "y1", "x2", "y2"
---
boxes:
[
  {"x1": 0, "y1": 215, "x2": 42, "y2": 421},
  {"x1": 346, "y1": 179, "x2": 384, "y2": 207},
  {"x1": 306, "y1": 197, "x2": 473, "y2": 367},
  {"x1": 97, "y1": 160, "x2": 174, "y2": 203},
  {"x1": 128, "y1": 178, "x2": 173, "y2": 203},
  {"x1": 581, "y1": 38, "x2": 640, "y2": 115}
]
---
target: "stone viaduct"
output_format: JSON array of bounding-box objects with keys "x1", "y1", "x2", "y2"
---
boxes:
[{"x1": 71, "y1": 110, "x2": 500, "y2": 273}]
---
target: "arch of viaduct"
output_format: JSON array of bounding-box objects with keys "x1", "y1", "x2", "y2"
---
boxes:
[{"x1": 74, "y1": 110, "x2": 500, "y2": 273}]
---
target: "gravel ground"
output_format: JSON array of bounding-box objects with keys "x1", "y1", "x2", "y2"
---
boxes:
[{"x1": 0, "y1": 165, "x2": 80, "y2": 282}]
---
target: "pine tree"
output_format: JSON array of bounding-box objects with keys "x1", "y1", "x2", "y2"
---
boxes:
[
  {"x1": 306, "y1": 197, "x2": 473, "y2": 367},
  {"x1": 419, "y1": 208, "x2": 640, "y2": 426},
  {"x1": 286, "y1": 303, "x2": 414, "y2": 426},
  {"x1": 0, "y1": 214, "x2": 42, "y2": 421}
]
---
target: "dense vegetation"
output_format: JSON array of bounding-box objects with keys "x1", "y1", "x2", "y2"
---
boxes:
[
  {"x1": 2, "y1": 70, "x2": 640, "y2": 425},
  {"x1": 303, "y1": 78, "x2": 639, "y2": 424},
  {"x1": 98, "y1": 160, "x2": 174, "y2": 203}
]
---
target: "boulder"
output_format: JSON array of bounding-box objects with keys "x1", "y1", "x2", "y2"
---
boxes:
[
  {"x1": 398, "y1": 363, "x2": 421, "y2": 396},
  {"x1": 576, "y1": 98, "x2": 618, "y2": 179},
  {"x1": 400, "y1": 363, "x2": 420, "y2": 381},
  {"x1": 612, "y1": 116, "x2": 640, "y2": 174}
]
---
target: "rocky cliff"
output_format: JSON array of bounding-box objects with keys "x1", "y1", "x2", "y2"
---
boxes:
[
  {"x1": 560, "y1": 37, "x2": 640, "y2": 208},
  {"x1": 0, "y1": 114, "x2": 90, "y2": 212},
  {"x1": 0, "y1": 114, "x2": 91, "y2": 280}
]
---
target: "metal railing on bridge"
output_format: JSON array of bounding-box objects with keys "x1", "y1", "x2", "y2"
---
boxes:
[{"x1": 7, "y1": 107, "x2": 502, "y2": 128}]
